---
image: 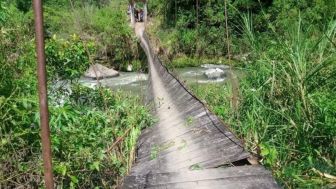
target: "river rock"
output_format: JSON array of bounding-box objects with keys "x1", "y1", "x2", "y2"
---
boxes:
[
  {"x1": 204, "y1": 68, "x2": 226, "y2": 79},
  {"x1": 201, "y1": 64, "x2": 230, "y2": 69},
  {"x1": 127, "y1": 64, "x2": 133, "y2": 72},
  {"x1": 84, "y1": 64, "x2": 119, "y2": 79}
]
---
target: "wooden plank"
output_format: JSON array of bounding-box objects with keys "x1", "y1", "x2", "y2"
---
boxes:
[
  {"x1": 136, "y1": 131, "x2": 244, "y2": 163},
  {"x1": 136, "y1": 117, "x2": 228, "y2": 157},
  {"x1": 146, "y1": 177, "x2": 279, "y2": 189},
  {"x1": 131, "y1": 142, "x2": 249, "y2": 175},
  {"x1": 146, "y1": 166, "x2": 272, "y2": 184},
  {"x1": 124, "y1": 166, "x2": 280, "y2": 189},
  {"x1": 137, "y1": 109, "x2": 209, "y2": 142},
  {"x1": 136, "y1": 116, "x2": 240, "y2": 160}
]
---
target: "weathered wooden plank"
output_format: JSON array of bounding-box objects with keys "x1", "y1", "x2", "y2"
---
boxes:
[
  {"x1": 136, "y1": 131, "x2": 245, "y2": 164},
  {"x1": 146, "y1": 166, "x2": 272, "y2": 184},
  {"x1": 146, "y1": 177, "x2": 279, "y2": 189},
  {"x1": 157, "y1": 107, "x2": 206, "y2": 125},
  {"x1": 124, "y1": 166, "x2": 279, "y2": 189},
  {"x1": 136, "y1": 119, "x2": 224, "y2": 160},
  {"x1": 136, "y1": 117, "x2": 229, "y2": 157},
  {"x1": 131, "y1": 143, "x2": 249, "y2": 175},
  {"x1": 136, "y1": 110, "x2": 208, "y2": 147},
  {"x1": 137, "y1": 116, "x2": 217, "y2": 145},
  {"x1": 136, "y1": 116, "x2": 242, "y2": 161}
]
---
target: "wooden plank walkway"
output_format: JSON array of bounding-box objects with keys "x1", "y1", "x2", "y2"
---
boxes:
[{"x1": 122, "y1": 23, "x2": 280, "y2": 189}]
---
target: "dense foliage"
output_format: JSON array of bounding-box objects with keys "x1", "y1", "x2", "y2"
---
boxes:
[
  {"x1": 1, "y1": 0, "x2": 335, "y2": 188},
  {"x1": 13, "y1": 0, "x2": 110, "y2": 12},
  {"x1": 45, "y1": 35, "x2": 94, "y2": 80},
  {"x1": 148, "y1": 0, "x2": 336, "y2": 188},
  {"x1": 148, "y1": 0, "x2": 336, "y2": 62},
  {"x1": 0, "y1": 1, "x2": 153, "y2": 188}
]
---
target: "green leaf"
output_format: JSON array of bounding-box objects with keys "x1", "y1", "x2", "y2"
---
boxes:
[
  {"x1": 55, "y1": 163, "x2": 67, "y2": 176},
  {"x1": 90, "y1": 161, "x2": 100, "y2": 171},
  {"x1": 260, "y1": 144, "x2": 269, "y2": 156},
  {"x1": 70, "y1": 175, "x2": 79, "y2": 184}
]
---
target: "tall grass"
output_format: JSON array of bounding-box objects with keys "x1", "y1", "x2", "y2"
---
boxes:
[
  {"x1": 241, "y1": 13, "x2": 258, "y2": 52},
  {"x1": 191, "y1": 14, "x2": 336, "y2": 188}
]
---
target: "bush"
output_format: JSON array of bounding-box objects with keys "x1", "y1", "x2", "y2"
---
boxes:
[
  {"x1": 0, "y1": 86, "x2": 153, "y2": 188},
  {"x1": 0, "y1": 2, "x2": 8, "y2": 25},
  {"x1": 45, "y1": 1, "x2": 140, "y2": 69},
  {"x1": 189, "y1": 16, "x2": 336, "y2": 188},
  {"x1": 45, "y1": 35, "x2": 95, "y2": 81}
]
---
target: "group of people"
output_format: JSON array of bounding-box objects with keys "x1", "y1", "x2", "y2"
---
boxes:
[
  {"x1": 134, "y1": 8, "x2": 144, "y2": 22},
  {"x1": 128, "y1": 4, "x2": 144, "y2": 22}
]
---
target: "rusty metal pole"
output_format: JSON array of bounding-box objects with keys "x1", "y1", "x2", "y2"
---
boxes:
[{"x1": 33, "y1": 0, "x2": 54, "y2": 188}]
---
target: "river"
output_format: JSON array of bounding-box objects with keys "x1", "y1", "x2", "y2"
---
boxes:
[{"x1": 79, "y1": 64, "x2": 230, "y2": 96}]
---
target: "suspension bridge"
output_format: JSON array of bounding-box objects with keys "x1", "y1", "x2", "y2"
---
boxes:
[{"x1": 122, "y1": 22, "x2": 280, "y2": 188}]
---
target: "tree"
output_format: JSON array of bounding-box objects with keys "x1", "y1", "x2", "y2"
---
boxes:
[
  {"x1": 0, "y1": 2, "x2": 8, "y2": 25},
  {"x1": 15, "y1": 0, "x2": 31, "y2": 13}
]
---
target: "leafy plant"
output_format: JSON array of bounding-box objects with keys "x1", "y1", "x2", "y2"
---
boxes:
[
  {"x1": 45, "y1": 34, "x2": 95, "y2": 81},
  {"x1": 0, "y1": 2, "x2": 8, "y2": 25},
  {"x1": 189, "y1": 15, "x2": 336, "y2": 188},
  {"x1": 0, "y1": 1, "x2": 154, "y2": 188}
]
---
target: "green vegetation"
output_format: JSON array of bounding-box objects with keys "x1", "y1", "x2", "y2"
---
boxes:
[
  {"x1": 40, "y1": 0, "x2": 144, "y2": 71},
  {"x1": 1, "y1": 0, "x2": 336, "y2": 188},
  {"x1": 0, "y1": 1, "x2": 153, "y2": 188},
  {"x1": 148, "y1": 0, "x2": 336, "y2": 67},
  {"x1": 46, "y1": 35, "x2": 95, "y2": 80},
  {"x1": 149, "y1": 0, "x2": 336, "y2": 188}
]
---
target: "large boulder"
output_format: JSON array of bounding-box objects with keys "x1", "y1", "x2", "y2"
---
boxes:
[
  {"x1": 84, "y1": 64, "x2": 119, "y2": 79},
  {"x1": 204, "y1": 68, "x2": 226, "y2": 79}
]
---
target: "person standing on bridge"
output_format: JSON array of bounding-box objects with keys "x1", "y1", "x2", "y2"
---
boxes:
[{"x1": 139, "y1": 9, "x2": 144, "y2": 22}]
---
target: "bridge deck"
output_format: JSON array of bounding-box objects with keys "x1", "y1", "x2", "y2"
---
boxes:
[{"x1": 122, "y1": 23, "x2": 279, "y2": 189}]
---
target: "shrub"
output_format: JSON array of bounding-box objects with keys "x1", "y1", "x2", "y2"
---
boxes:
[
  {"x1": 45, "y1": 34, "x2": 95, "y2": 81},
  {"x1": 0, "y1": 2, "x2": 8, "y2": 25},
  {"x1": 0, "y1": 86, "x2": 153, "y2": 188}
]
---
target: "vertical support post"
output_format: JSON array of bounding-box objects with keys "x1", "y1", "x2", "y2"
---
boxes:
[
  {"x1": 33, "y1": 0, "x2": 54, "y2": 188},
  {"x1": 175, "y1": 0, "x2": 177, "y2": 23},
  {"x1": 130, "y1": 0, "x2": 135, "y2": 26},
  {"x1": 224, "y1": 0, "x2": 238, "y2": 110},
  {"x1": 224, "y1": 0, "x2": 230, "y2": 62},
  {"x1": 144, "y1": 2, "x2": 148, "y2": 23},
  {"x1": 196, "y1": 0, "x2": 199, "y2": 27}
]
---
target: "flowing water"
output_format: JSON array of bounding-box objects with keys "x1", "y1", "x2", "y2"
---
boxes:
[
  {"x1": 79, "y1": 72, "x2": 148, "y2": 94},
  {"x1": 173, "y1": 65, "x2": 229, "y2": 84},
  {"x1": 79, "y1": 64, "x2": 230, "y2": 96}
]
